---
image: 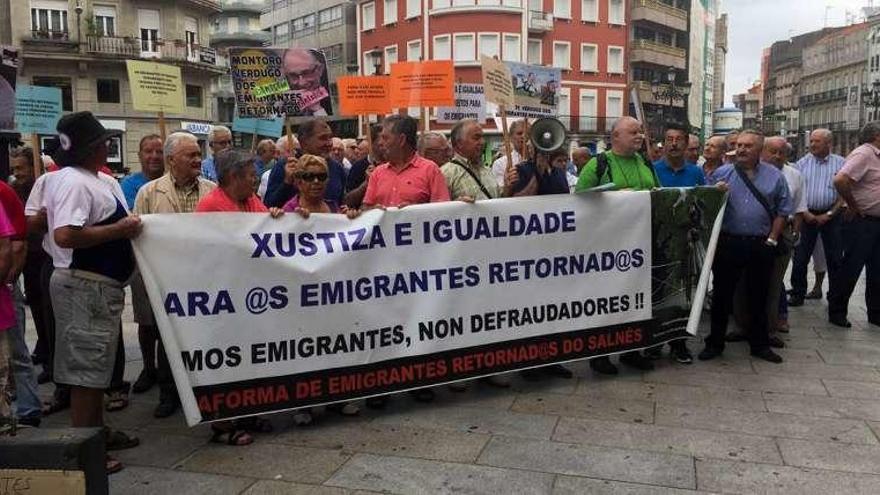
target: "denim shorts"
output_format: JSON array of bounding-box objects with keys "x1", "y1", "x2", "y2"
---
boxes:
[{"x1": 50, "y1": 269, "x2": 124, "y2": 389}]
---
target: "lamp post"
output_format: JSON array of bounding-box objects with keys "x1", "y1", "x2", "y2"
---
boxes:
[
  {"x1": 863, "y1": 79, "x2": 880, "y2": 122},
  {"x1": 74, "y1": 0, "x2": 83, "y2": 44},
  {"x1": 650, "y1": 66, "x2": 691, "y2": 134}
]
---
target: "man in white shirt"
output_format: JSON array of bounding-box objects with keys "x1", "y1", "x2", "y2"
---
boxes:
[{"x1": 491, "y1": 120, "x2": 527, "y2": 187}]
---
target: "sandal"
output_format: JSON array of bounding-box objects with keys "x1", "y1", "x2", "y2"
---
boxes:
[
  {"x1": 105, "y1": 429, "x2": 140, "y2": 451},
  {"x1": 106, "y1": 456, "x2": 124, "y2": 474},
  {"x1": 105, "y1": 390, "x2": 129, "y2": 412},
  {"x1": 235, "y1": 416, "x2": 273, "y2": 434},
  {"x1": 41, "y1": 396, "x2": 70, "y2": 416},
  {"x1": 210, "y1": 424, "x2": 254, "y2": 446}
]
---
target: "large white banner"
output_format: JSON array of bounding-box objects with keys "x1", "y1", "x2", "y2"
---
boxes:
[{"x1": 134, "y1": 193, "x2": 654, "y2": 425}]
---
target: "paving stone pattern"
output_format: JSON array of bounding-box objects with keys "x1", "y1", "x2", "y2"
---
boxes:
[{"x1": 25, "y1": 277, "x2": 880, "y2": 494}]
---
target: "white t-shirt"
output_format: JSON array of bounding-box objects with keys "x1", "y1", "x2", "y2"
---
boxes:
[
  {"x1": 491, "y1": 149, "x2": 523, "y2": 188},
  {"x1": 781, "y1": 163, "x2": 808, "y2": 215},
  {"x1": 29, "y1": 168, "x2": 127, "y2": 268},
  {"x1": 257, "y1": 169, "x2": 272, "y2": 198}
]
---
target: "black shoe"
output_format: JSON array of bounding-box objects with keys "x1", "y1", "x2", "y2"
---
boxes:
[
  {"x1": 829, "y1": 315, "x2": 852, "y2": 328},
  {"x1": 672, "y1": 345, "x2": 694, "y2": 364},
  {"x1": 724, "y1": 333, "x2": 747, "y2": 342},
  {"x1": 869, "y1": 318, "x2": 880, "y2": 327},
  {"x1": 37, "y1": 369, "x2": 52, "y2": 385},
  {"x1": 519, "y1": 369, "x2": 544, "y2": 381},
  {"x1": 18, "y1": 416, "x2": 41, "y2": 428},
  {"x1": 543, "y1": 364, "x2": 573, "y2": 379},
  {"x1": 698, "y1": 346, "x2": 723, "y2": 361},
  {"x1": 590, "y1": 357, "x2": 619, "y2": 375},
  {"x1": 366, "y1": 396, "x2": 387, "y2": 409},
  {"x1": 751, "y1": 348, "x2": 783, "y2": 363},
  {"x1": 787, "y1": 296, "x2": 804, "y2": 307},
  {"x1": 768, "y1": 335, "x2": 786, "y2": 349},
  {"x1": 804, "y1": 289, "x2": 823, "y2": 300},
  {"x1": 619, "y1": 352, "x2": 655, "y2": 371},
  {"x1": 31, "y1": 353, "x2": 46, "y2": 366},
  {"x1": 132, "y1": 369, "x2": 157, "y2": 394},
  {"x1": 153, "y1": 398, "x2": 179, "y2": 419},
  {"x1": 644, "y1": 346, "x2": 663, "y2": 360},
  {"x1": 410, "y1": 389, "x2": 435, "y2": 403}
]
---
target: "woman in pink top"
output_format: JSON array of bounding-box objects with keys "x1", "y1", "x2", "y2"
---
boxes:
[{"x1": 282, "y1": 154, "x2": 359, "y2": 219}]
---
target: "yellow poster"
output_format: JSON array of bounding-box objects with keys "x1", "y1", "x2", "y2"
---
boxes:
[{"x1": 126, "y1": 60, "x2": 184, "y2": 114}]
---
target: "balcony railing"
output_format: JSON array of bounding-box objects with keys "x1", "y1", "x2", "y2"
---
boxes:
[
  {"x1": 86, "y1": 35, "x2": 220, "y2": 67},
  {"x1": 635, "y1": 0, "x2": 687, "y2": 20},
  {"x1": 30, "y1": 29, "x2": 70, "y2": 40},
  {"x1": 631, "y1": 39, "x2": 686, "y2": 58},
  {"x1": 528, "y1": 11, "x2": 554, "y2": 32},
  {"x1": 556, "y1": 115, "x2": 618, "y2": 135}
]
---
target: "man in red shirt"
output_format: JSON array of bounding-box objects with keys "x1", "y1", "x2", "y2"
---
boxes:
[{"x1": 363, "y1": 115, "x2": 450, "y2": 208}]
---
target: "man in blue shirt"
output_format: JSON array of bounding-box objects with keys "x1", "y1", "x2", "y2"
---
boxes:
[
  {"x1": 654, "y1": 123, "x2": 706, "y2": 188},
  {"x1": 120, "y1": 134, "x2": 164, "y2": 209},
  {"x1": 201, "y1": 125, "x2": 232, "y2": 183},
  {"x1": 263, "y1": 119, "x2": 345, "y2": 208},
  {"x1": 700, "y1": 129, "x2": 792, "y2": 364}
]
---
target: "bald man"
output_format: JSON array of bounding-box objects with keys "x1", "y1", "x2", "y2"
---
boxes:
[{"x1": 701, "y1": 135, "x2": 727, "y2": 183}]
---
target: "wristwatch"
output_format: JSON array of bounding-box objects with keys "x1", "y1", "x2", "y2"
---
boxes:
[
  {"x1": 765, "y1": 238, "x2": 778, "y2": 247},
  {"x1": 826, "y1": 209, "x2": 835, "y2": 218}
]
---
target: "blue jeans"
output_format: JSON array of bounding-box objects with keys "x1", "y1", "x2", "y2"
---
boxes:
[{"x1": 9, "y1": 280, "x2": 41, "y2": 420}]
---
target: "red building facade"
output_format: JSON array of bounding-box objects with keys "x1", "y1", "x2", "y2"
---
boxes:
[{"x1": 357, "y1": 0, "x2": 629, "y2": 139}]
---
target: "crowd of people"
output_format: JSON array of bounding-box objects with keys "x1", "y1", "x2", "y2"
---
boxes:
[{"x1": 1, "y1": 109, "x2": 878, "y2": 475}]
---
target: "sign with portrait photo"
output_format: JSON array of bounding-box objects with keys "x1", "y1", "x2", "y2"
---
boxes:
[{"x1": 229, "y1": 48, "x2": 333, "y2": 119}]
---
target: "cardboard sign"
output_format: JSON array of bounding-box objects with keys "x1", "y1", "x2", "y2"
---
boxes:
[
  {"x1": 481, "y1": 55, "x2": 514, "y2": 107},
  {"x1": 337, "y1": 76, "x2": 391, "y2": 116},
  {"x1": 389, "y1": 61, "x2": 455, "y2": 108},
  {"x1": 0, "y1": 45, "x2": 19, "y2": 132},
  {"x1": 232, "y1": 115, "x2": 285, "y2": 138},
  {"x1": 0, "y1": 469, "x2": 86, "y2": 495},
  {"x1": 506, "y1": 61, "x2": 561, "y2": 119},
  {"x1": 14, "y1": 85, "x2": 61, "y2": 135},
  {"x1": 437, "y1": 84, "x2": 487, "y2": 123},
  {"x1": 229, "y1": 47, "x2": 333, "y2": 118},
  {"x1": 126, "y1": 60, "x2": 184, "y2": 114}
]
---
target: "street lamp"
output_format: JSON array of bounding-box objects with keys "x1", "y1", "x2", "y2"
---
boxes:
[
  {"x1": 863, "y1": 79, "x2": 880, "y2": 121},
  {"x1": 74, "y1": 0, "x2": 83, "y2": 43},
  {"x1": 650, "y1": 66, "x2": 690, "y2": 134}
]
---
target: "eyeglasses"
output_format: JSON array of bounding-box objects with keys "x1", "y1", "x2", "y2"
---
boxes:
[
  {"x1": 298, "y1": 172, "x2": 328, "y2": 182},
  {"x1": 213, "y1": 139, "x2": 231, "y2": 146}
]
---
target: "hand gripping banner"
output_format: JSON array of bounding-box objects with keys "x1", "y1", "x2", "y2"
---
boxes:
[{"x1": 133, "y1": 189, "x2": 726, "y2": 425}]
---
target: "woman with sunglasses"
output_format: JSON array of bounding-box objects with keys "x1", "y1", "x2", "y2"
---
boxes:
[{"x1": 282, "y1": 154, "x2": 359, "y2": 220}]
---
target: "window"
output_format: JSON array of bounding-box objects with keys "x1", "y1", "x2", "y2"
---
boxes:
[
  {"x1": 292, "y1": 14, "x2": 315, "y2": 38},
  {"x1": 554, "y1": 0, "x2": 571, "y2": 18},
  {"x1": 433, "y1": 0, "x2": 451, "y2": 7},
  {"x1": 30, "y1": 0, "x2": 69, "y2": 38},
  {"x1": 579, "y1": 88, "x2": 597, "y2": 131},
  {"x1": 433, "y1": 35, "x2": 451, "y2": 60},
  {"x1": 553, "y1": 42, "x2": 570, "y2": 69},
  {"x1": 186, "y1": 85, "x2": 203, "y2": 108},
  {"x1": 454, "y1": 33, "x2": 475, "y2": 62},
  {"x1": 580, "y1": 43, "x2": 597, "y2": 72},
  {"x1": 503, "y1": 34, "x2": 520, "y2": 62},
  {"x1": 138, "y1": 9, "x2": 160, "y2": 55},
  {"x1": 608, "y1": 0, "x2": 624, "y2": 24},
  {"x1": 96, "y1": 78, "x2": 120, "y2": 103},
  {"x1": 384, "y1": 0, "x2": 398, "y2": 24},
  {"x1": 606, "y1": 90, "x2": 624, "y2": 120},
  {"x1": 407, "y1": 39, "x2": 422, "y2": 61},
  {"x1": 184, "y1": 16, "x2": 198, "y2": 62},
  {"x1": 607, "y1": 45, "x2": 624, "y2": 74},
  {"x1": 93, "y1": 5, "x2": 116, "y2": 37},
  {"x1": 384, "y1": 45, "x2": 398, "y2": 73},
  {"x1": 406, "y1": 0, "x2": 421, "y2": 17},
  {"x1": 319, "y1": 6, "x2": 343, "y2": 30},
  {"x1": 527, "y1": 39, "x2": 542, "y2": 64},
  {"x1": 363, "y1": 51, "x2": 380, "y2": 74},
  {"x1": 558, "y1": 87, "x2": 571, "y2": 129},
  {"x1": 323, "y1": 44, "x2": 343, "y2": 63},
  {"x1": 362, "y1": 2, "x2": 375, "y2": 30},
  {"x1": 274, "y1": 22, "x2": 289, "y2": 44},
  {"x1": 581, "y1": 0, "x2": 598, "y2": 22},
  {"x1": 33, "y1": 76, "x2": 72, "y2": 111},
  {"x1": 479, "y1": 33, "x2": 500, "y2": 59}
]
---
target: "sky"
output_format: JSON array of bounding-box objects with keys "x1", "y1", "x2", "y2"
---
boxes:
[{"x1": 722, "y1": 0, "x2": 873, "y2": 106}]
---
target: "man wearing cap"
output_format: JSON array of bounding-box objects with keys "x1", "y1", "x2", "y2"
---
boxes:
[{"x1": 44, "y1": 112, "x2": 143, "y2": 473}]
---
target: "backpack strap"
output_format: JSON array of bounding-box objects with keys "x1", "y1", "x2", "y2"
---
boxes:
[{"x1": 595, "y1": 152, "x2": 613, "y2": 184}]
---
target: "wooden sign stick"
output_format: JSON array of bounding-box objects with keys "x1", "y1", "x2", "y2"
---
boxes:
[
  {"x1": 366, "y1": 115, "x2": 373, "y2": 156},
  {"x1": 158, "y1": 111, "x2": 167, "y2": 141},
  {"x1": 500, "y1": 105, "x2": 514, "y2": 173},
  {"x1": 31, "y1": 134, "x2": 42, "y2": 178},
  {"x1": 521, "y1": 118, "x2": 530, "y2": 160},
  {"x1": 250, "y1": 131, "x2": 258, "y2": 153}
]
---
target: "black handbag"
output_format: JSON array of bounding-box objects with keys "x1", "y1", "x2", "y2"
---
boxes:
[{"x1": 733, "y1": 166, "x2": 795, "y2": 256}]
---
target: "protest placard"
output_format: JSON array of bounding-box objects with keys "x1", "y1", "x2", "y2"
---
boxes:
[
  {"x1": 229, "y1": 47, "x2": 333, "y2": 118},
  {"x1": 133, "y1": 189, "x2": 725, "y2": 425},
  {"x1": 0, "y1": 46, "x2": 19, "y2": 132},
  {"x1": 337, "y1": 76, "x2": 391, "y2": 116},
  {"x1": 437, "y1": 84, "x2": 487, "y2": 124},
  {"x1": 389, "y1": 61, "x2": 455, "y2": 108},
  {"x1": 481, "y1": 55, "x2": 514, "y2": 107},
  {"x1": 125, "y1": 60, "x2": 184, "y2": 114},
  {"x1": 14, "y1": 85, "x2": 62, "y2": 135},
  {"x1": 232, "y1": 115, "x2": 285, "y2": 138},
  {"x1": 506, "y1": 61, "x2": 561, "y2": 119}
]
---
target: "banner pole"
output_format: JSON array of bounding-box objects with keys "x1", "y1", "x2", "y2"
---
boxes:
[
  {"x1": 285, "y1": 120, "x2": 293, "y2": 152},
  {"x1": 366, "y1": 115, "x2": 373, "y2": 156},
  {"x1": 521, "y1": 118, "x2": 529, "y2": 161},
  {"x1": 31, "y1": 134, "x2": 42, "y2": 178},
  {"x1": 158, "y1": 111, "x2": 167, "y2": 141},
  {"x1": 500, "y1": 105, "x2": 513, "y2": 173},
  {"x1": 250, "y1": 131, "x2": 258, "y2": 153}
]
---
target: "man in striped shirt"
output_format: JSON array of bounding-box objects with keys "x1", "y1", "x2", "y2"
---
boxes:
[{"x1": 789, "y1": 129, "x2": 846, "y2": 307}]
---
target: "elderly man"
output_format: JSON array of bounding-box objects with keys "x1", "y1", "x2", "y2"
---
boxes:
[
  {"x1": 282, "y1": 48, "x2": 331, "y2": 116},
  {"x1": 654, "y1": 123, "x2": 705, "y2": 188},
  {"x1": 723, "y1": 132, "x2": 739, "y2": 164},
  {"x1": 686, "y1": 134, "x2": 702, "y2": 164},
  {"x1": 264, "y1": 119, "x2": 344, "y2": 208},
  {"x1": 260, "y1": 136, "x2": 299, "y2": 198},
  {"x1": 702, "y1": 135, "x2": 727, "y2": 183},
  {"x1": 330, "y1": 137, "x2": 346, "y2": 167},
  {"x1": 134, "y1": 132, "x2": 217, "y2": 418},
  {"x1": 121, "y1": 135, "x2": 164, "y2": 210},
  {"x1": 491, "y1": 120, "x2": 527, "y2": 187},
  {"x1": 419, "y1": 132, "x2": 453, "y2": 168},
  {"x1": 342, "y1": 138, "x2": 358, "y2": 167},
  {"x1": 344, "y1": 124, "x2": 385, "y2": 209},
  {"x1": 789, "y1": 129, "x2": 845, "y2": 307},
  {"x1": 829, "y1": 122, "x2": 880, "y2": 328},
  {"x1": 253, "y1": 139, "x2": 276, "y2": 178},
  {"x1": 700, "y1": 130, "x2": 791, "y2": 364},
  {"x1": 576, "y1": 116, "x2": 659, "y2": 375},
  {"x1": 202, "y1": 125, "x2": 232, "y2": 183},
  {"x1": 567, "y1": 147, "x2": 591, "y2": 190},
  {"x1": 442, "y1": 119, "x2": 516, "y2": 201}
]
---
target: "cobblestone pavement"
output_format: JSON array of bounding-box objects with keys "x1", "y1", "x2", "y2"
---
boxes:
[{"x1": 27, "y1": 277, "x2": 880, "y2": 494}]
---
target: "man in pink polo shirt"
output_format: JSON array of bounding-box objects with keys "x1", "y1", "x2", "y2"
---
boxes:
[{"x1": 363, "y1": 115, "x2": 450, "y2": 208}]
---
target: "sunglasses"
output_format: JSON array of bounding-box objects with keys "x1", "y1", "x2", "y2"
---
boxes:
[{"x1": 298, "y1": 172, "x2": 328, "y2": 182}]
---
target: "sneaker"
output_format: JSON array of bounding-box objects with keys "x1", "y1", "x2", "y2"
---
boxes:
[
  {"x1": 293, "y1": 411, "x2": 313, "y2": 426},
  {"x1": 619, "y1": 352, "x2": 654, "y2": 371},
  {"x1": 589, "y1": 357, "x2": 619, "y2": 375},
  {"x1": 672, "y1": 346, "x2": 694, "y2": 365}
]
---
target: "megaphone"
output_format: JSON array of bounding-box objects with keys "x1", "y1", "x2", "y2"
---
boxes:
[{"x1": 530, "y1": 117, "x2": 567, "y2": 153}]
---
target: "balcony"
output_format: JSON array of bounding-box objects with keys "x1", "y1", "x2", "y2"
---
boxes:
[
  {"x1": 528, "y1": 11, "x2": 554, "y2": 33},
  {"x1": 630, "y1": 39, "x2": 686, "y2": 70},
  {"x1": 210, "y1": 30, "x2": 271, "y2": 46},
  {"x1": 85, "y1": 36, "x2": 225, "y2": 73},
  {"x1": 633, "y1": 80, "x2": 685, "y2": 107},
  {"x1": 181, "y1": 0, "x2": 222, "y2": 13},
  {"x1": 631, "y1": 0, "x2": 688, "y2": 32},
  {"x1": 22, "y1": 30, "x2": 79, "y2": 54}
]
